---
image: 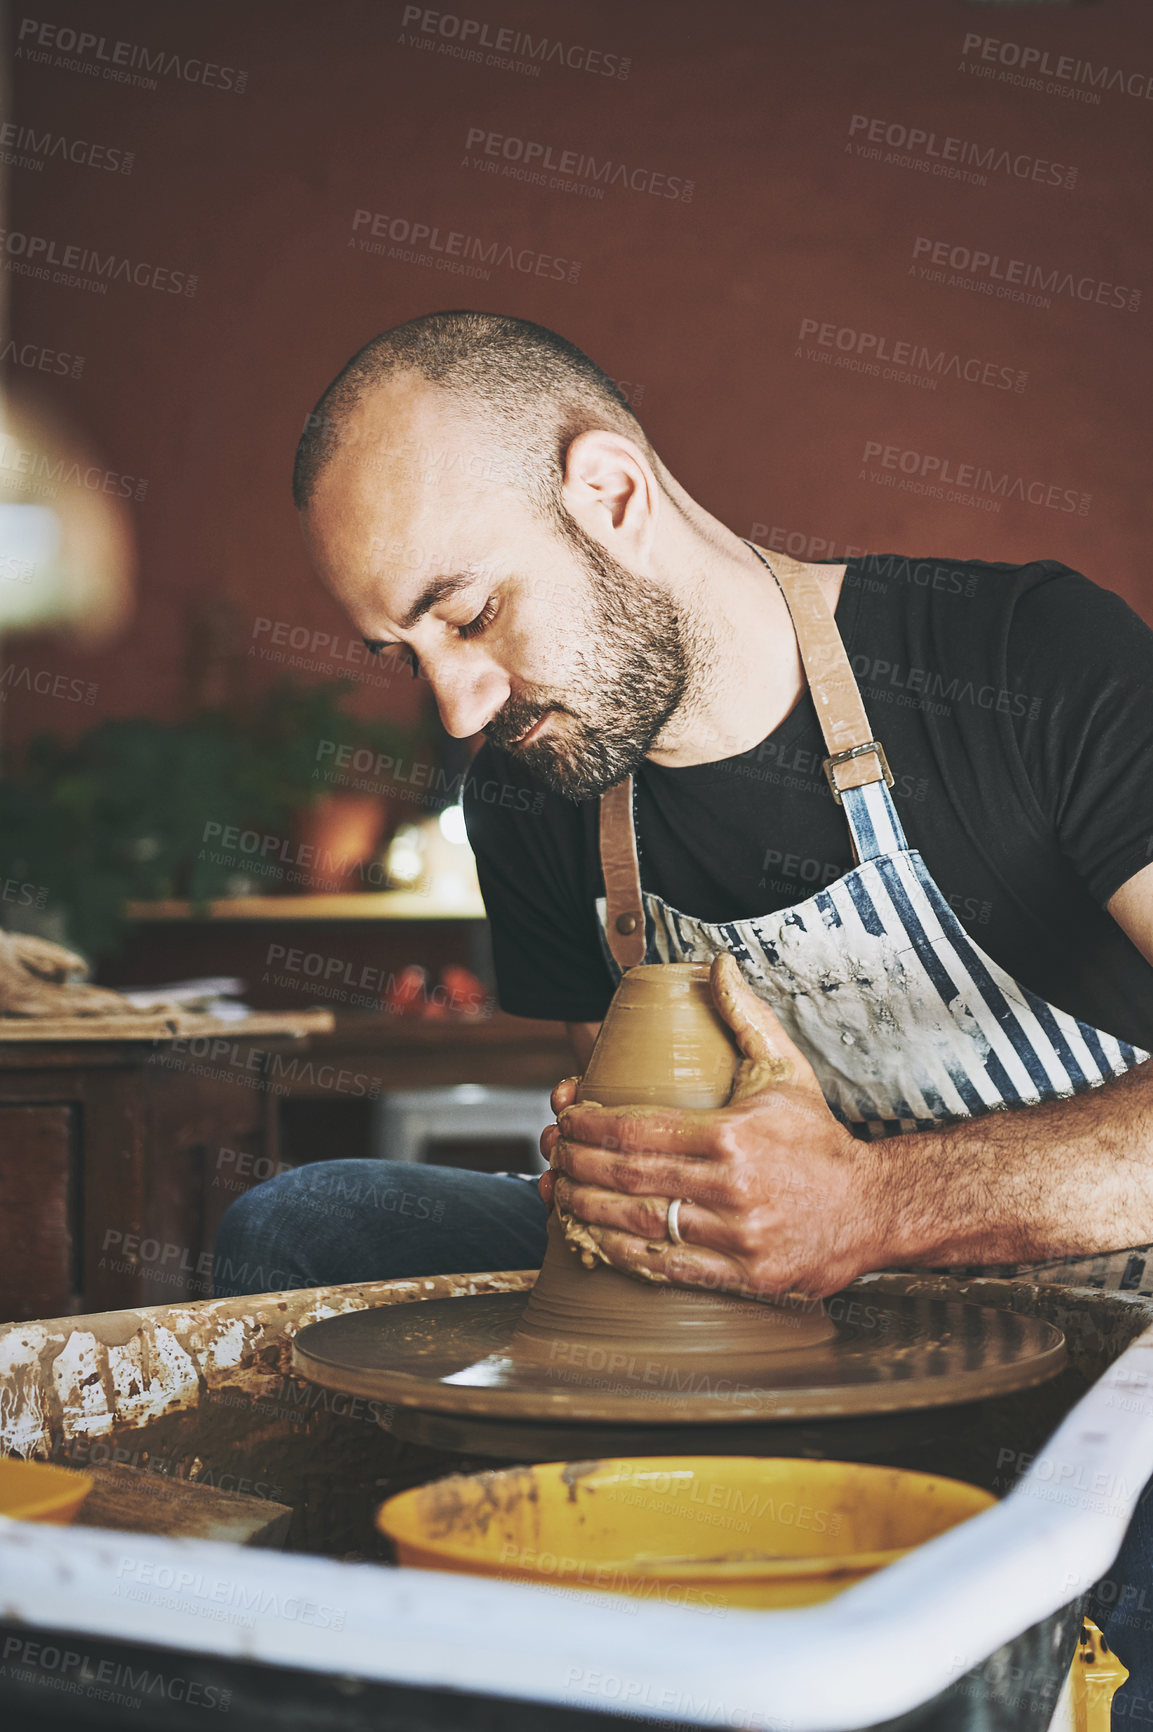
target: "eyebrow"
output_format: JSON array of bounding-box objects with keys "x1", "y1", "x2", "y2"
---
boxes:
[{"x1": 362, "y1": 570, "x2": 478, "y2": 651}]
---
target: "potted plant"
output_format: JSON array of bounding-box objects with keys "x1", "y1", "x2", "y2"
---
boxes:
[{"x1": 0, "y1": 679, "x2": 422, "y2": 957}]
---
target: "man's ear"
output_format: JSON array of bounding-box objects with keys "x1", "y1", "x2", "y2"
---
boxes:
[{"x1": 560, "y1": 429, "x2": 659, "y2": 552}]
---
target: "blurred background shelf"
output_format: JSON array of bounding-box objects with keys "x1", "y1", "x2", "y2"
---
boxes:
[
  {"x1": 102, "y1": 896, "x2": 493, "y2": 1015},
  {"x1": 0, "y1": 1008, "x2": 336, "y2": 1042},
  {"x1": 124, "y1": 892, "x2": 487, "y2": 921}
]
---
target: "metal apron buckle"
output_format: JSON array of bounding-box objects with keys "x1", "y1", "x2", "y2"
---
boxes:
[{"x1": 823, "y1": 740, "x2": 894, "y2": 804}]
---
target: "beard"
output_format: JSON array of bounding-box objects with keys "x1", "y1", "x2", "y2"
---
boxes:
[{"x1": 483, "y1": 511, "x2": 692, "y2": 801}]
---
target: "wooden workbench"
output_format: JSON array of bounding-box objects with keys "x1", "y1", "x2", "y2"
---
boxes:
[
  {"x1": 0, "y1": 1009, "x2": 333, "y2": 1324},
  {"x1": 0, "y1": 1008, "x2": 572, "y2": 1324}
]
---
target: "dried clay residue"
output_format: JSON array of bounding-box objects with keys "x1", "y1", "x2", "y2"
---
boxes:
[
  {"x1": 560, "y1": 1461, "x2": 603, "y2": 1504},
  {"x1": 419, "y1": 1463, "x2": 540, "y2": 1542}
]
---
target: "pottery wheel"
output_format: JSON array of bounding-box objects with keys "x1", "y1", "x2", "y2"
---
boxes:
[{"x1": 292, "y1": 1280, "x2": 1065, "y2": 1426}]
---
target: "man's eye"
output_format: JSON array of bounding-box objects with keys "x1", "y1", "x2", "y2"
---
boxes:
[
  {"x1": 457, "y1": 598, "x2": 497, "y2": 640},
  {"x1": 370, "y1": 643, "x2": 419, "y2": 678}
]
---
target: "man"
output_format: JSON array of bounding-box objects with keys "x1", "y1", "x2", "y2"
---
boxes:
[{"x1": 214, "y1": 309, "x2": 1153, "y2": 1672}]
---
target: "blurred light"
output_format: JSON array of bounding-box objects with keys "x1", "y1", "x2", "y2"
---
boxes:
[
  {"x1": 438, "y1": 802, "x2": 468, "y2": 845},
  {"x1": 384, "y1": 824, "x2": 424, "y2": 890},
  {"x1": 0, "y1": 391, "x2": 134, "y2": 643}
]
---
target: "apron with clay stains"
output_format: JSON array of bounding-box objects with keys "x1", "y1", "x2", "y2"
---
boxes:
[{"x1": 595, "y1": 547, "x2": 1153, "y2": 1293}]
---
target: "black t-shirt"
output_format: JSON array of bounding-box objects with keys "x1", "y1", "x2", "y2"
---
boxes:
[{"x1": 463, "y1": 554, "x2": 1153, "y2": 1051}]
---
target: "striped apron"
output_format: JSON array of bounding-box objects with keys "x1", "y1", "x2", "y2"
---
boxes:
[{"x1": 595, "y1": 547, "x2": 1153, "y2": 1293}]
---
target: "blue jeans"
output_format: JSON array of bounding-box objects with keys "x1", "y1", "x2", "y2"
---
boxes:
[
  {"x1": 212, "y1": 1158, "x2": 549, "y2": 1295},
  {"x1": 213, "y1": 1157, "x2": 1152, "y2": 1701}
]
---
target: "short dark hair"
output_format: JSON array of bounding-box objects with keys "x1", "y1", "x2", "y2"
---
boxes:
[{"x1": 292, "y1": 310, "x2": 657, "y2": 525}]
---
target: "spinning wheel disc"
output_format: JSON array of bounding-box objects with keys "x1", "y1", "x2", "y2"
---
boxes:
[{"x1": 292, "y1": 1282, "x2": 1065, "y2": 1427}]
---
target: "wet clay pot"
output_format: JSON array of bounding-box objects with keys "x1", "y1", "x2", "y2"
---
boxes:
[{"x1": 505, "y1": 963, "x2": 836, "y2": 1381}]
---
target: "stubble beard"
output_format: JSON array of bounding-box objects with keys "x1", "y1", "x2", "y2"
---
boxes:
[{"x1": 484, "y1": 513, "x2": 693, "y2": 801}]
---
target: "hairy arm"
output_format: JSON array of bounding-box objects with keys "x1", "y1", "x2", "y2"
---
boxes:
[
  {"x1": 882, "y1": 859, "x2": 1153, "y2": 1266},
  {"x1": 875, "y1": 1052, "x2": 1153, "y2": 1268}
]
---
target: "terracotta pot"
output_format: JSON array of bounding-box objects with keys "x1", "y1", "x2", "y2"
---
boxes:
[{"x1": 506, "y1": 962, "x2": 835, "y2": 1380}]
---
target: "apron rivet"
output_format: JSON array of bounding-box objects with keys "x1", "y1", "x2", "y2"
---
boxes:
[
  {"x1": 842, "y1": 1032, "x2": 855, "y2": 1045},
  {"x1": 615, "y1": 913, "x2": 639, "y2": 935}
]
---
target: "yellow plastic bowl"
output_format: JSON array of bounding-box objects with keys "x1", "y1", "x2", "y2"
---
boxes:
[
  {"x1": 378, "y1": 1457, "x2": 995, "y2": 1610},
  {"x1": 0, "y1": 1459, "x2": 94, "y2": 1525}
]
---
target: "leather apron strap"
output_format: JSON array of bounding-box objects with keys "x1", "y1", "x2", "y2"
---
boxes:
[
  {"x1": 597, "y1": 545, "x2": 891, "y2": 967},
  {"x1": 753, "y1": 546, "x2": 893, "y2": 800},
  {"x1": 600, "y1": 777, "x2": 647, "y2": 969}
]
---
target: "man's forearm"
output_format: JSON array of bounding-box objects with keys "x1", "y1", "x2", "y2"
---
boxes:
[{"x1": 874, "y1": 1059, "x2": 1153, "y2": 1267}]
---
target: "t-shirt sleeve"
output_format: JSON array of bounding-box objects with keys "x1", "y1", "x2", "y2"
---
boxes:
[
  {"x1": 1008, "y1": 567, "x2": 1153, "y2": 907},
  {"x1": 462, "y1": 744, "x2": 616, "y2": 1022}
]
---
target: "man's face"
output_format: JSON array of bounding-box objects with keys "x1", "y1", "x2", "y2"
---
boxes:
[{"x1": 302, "y1": 383, "x2": 690, "y2": 800}]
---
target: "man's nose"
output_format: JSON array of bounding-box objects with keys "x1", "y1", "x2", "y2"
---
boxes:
[{"x1": 426, "y1": 658, "x2": 510, "y2": 739}]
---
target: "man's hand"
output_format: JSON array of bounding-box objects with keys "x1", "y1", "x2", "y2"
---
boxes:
[{"x1": 538, "y1": 953, "x2": 888, "y2": 1299}]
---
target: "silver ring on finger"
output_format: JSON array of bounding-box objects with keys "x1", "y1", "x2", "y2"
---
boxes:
[{"x1": 666, "y1": 1197, "x2": 689, "y2": 1246}]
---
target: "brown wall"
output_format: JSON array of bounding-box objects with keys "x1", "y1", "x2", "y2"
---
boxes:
[{"x1": 5, "y1": 0, "x2": 1153, "y2": 751}]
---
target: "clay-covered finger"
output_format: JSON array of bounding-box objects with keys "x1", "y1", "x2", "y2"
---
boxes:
[
  {"x1": 710, "y1": 952, "x2": 775, "y2": 1056},
  {"x1": 551, "y1": 1076, "x2": 580, "y2": 1114},
  {"x1": 557, "y1": 1101, "x2": 724, "y2": 1157},
  {"x1": 554, "y1": 1175, "x2": 730, "y2": 1252},
  {"x1": 710, "y1": 954, "x2": 797, "y2": 1101},
  {"x1": 577, "y1": 1224, "x2": 748, "y2": 1295},
  {"x1": 554, "y1": 1175, "x2": 676, "y2": 1240},
  {"x1": 550, "y1": 1137, "x2": 730, "y2": 1205}
]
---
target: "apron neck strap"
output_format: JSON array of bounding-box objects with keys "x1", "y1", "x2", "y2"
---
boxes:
[{"x1": 743, "y1": 544, "x2": 893, "y2": 802}]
